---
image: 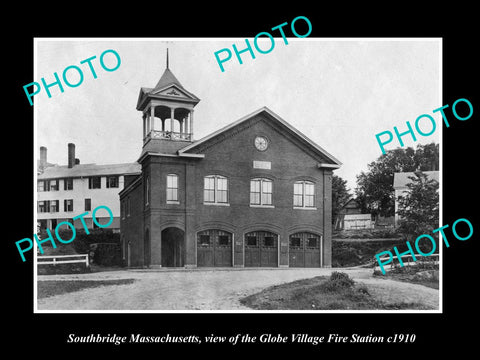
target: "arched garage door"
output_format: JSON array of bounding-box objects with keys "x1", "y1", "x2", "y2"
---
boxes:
[
  {"x1": 289, "y1": 232, "x2": 322, "y2": 267},
  {"x1": 245, "y1": 231, "x2": 278, "y2": 267},
  {"x1": 197, "y1": 230, "x2": 232, "y2": 267}
]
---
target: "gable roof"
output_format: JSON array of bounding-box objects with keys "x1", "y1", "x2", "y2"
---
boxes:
[
  {"x1": 178, "y1": 106, "x2": 342, "y2": 167},
  {"x1": 37, "y1": 162, "x2": 141, "y2": 180},
  {"x1": 393, "y1": 171, "x2": 439, "y2": 189}
]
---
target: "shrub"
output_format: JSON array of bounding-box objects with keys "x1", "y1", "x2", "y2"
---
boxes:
[
  {"x1": 330, "y1": 271, "x2": 355, "y2": 285},
  {"x1": 40, "y1": 228, "x2": 122, "y2": 267},
  {"x1": 71, "y1": 228, "x2": 120, "y2": 254},
  {"x1": 331, "y1": 246, "x2": 361, "y2": 267},
  {"x1": 321, "y1": 271, "x2": 355, "y2": 292},
  {"x1": 91, "y1": 243, "x2": 122, "y2": 266}
]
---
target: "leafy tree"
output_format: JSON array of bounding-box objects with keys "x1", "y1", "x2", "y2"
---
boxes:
[
  {"x1": 414, "y1": 143, "x2": 439, "y2": 171},
  {"x1": 332, "y1": 174, "x2": 351, "y2": 223},
  {"x1": 355, "y1": 143, "x2": 438, "y2": 217},
  {"x1": 397, "y1": 171, "x2": 439, "y2": 242}
]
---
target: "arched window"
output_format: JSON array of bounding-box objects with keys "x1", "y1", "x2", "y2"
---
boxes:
[
  {"x1": 166, "y1": 174, "x2": 178, "y2": 203},
  {"x1": 204, "y1": 175, "x2": 229, "y2": 204},
  {"x1": 250, "y1": 178, "x2": 273, "y2": 206},
  {"x1": 293, "y1": 181, "x2": 315, "y2": 208}
]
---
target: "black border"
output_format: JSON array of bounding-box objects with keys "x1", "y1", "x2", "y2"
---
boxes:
[{"x1": 8, "y1": 5, "x2": 479, "y2": 355}]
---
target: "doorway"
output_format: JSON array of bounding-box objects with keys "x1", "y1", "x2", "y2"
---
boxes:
[
  {"x1": 244, "y1": 231, "x2": 278, "y2": 267},
  {"x1": 161, "y1": 227, "x2": 185, "y2": 267}
]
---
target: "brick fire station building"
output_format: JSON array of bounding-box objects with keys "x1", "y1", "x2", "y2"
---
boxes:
[{"x1": 119, "y1": 61, "x2": 341, "y2": 268}]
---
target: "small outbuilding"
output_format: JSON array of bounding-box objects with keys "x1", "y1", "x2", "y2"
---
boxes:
[{"x1": 335, "y1": 198, "x2": 373, "y2": 230}]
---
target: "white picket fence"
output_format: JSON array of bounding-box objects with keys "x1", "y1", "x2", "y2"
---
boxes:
[
  {"x1": 37, "y1": 254, "x2": 89, "y2": 267},
  {"x1": 374, "y1": 253, "x2": 439, "y2": 271}
]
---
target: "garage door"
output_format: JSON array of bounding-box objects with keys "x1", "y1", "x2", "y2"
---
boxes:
[
  {"x1": 289, "y1": 232, "x2": 322, "y2": 267},
  {"x1": 197, "y1": 230, "x2": 232, "y2": 267},
  {"x1": 245, "y1": 231, "x2": 278, "y2": 267}
]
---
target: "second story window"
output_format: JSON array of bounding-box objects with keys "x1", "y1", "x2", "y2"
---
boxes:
[
  {"x1": 166, "y1": 174, "x2": 178, "y2": 203},
  {"x1": 64, "y1": 178, "x2": 73, "y2": 190},
  {"x1": 250, "y1": 178, "x2": 273, "y2": 206},
  {"x1": 106, "y1": 176, "x2": 119, "y2": 188},
  {"x1": 89, "y1": 176, "x2": 101, "y2": 189},
  {"x1": 49, "y1": 180, "x2": 59, "y2": 191},
  {"x1": 50, "y1": 200, "x2": 58, "y2": 212},
  {"x1": 38, "y1": 180, "x2": 51, "y2": 192},
  {"x1": 38, "y1": 200, "x2": 50, "y2": 213},
  {"x1": 293, "y1": 181, "x2": 316, "y2": 208},
  {"x1": 37, "y1": 181, "x2": 46, "y2": 192},
  {"x1": 64, "y1": 199, "x2": 74, "y2": 212},
  {"x1": 204, "y1": 175, "x2": 228, "y2": 204},
  {"x1": 50, "y1": 200, "x2": 59, "y2": 212}
]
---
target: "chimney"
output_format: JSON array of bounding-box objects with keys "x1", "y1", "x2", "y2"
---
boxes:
[
  {"x1": 68, "y1": 143, "x2": 75, "y2": 168},
  {"x1": 40, "y1": 146, "x2": 47, "y2": 169}
]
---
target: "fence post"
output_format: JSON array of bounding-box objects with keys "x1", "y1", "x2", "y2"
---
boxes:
[{"x1": 85, "y1": 254, "x2": 89, "y2": 268}]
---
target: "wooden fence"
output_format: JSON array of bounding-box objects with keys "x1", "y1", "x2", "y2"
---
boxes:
[{"x1": 374, "y1": 253, "x2": 439, "y2": 271}]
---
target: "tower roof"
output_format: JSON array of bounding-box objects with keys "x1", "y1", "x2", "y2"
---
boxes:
[
  {"x1": 136, "y1": 53, "x2": 200, "y2": 111},
  {"x1": 153, "y1": 67, "x2": 184, "y2": 91}
]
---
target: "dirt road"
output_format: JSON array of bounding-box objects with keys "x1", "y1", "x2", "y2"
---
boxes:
[{"x1": 36, "y1": 268, "x2": 439, "y2": 311}]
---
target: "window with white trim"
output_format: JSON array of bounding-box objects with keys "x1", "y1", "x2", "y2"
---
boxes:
[
  {"x1": 250, "y1": 178, "x2": 272, "y2": 206},
  {"x1": 204, "y1": 175, "x2": 228, "y2": 204},
  {"x1": 293, "y1": 181, "x2": 315, "y2": 208},
  {"x1": 166, "y1": 174, "x2": 178, "y2": 203}
]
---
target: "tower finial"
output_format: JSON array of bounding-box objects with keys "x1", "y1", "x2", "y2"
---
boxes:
[{"x1": 166, "y1": 48, "x2": 169, "y2": 69}]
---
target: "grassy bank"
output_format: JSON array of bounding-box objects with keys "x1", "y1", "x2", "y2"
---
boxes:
[
  {"x1": 240, "y1": 272, "x2": 431, "y2": 310},
  {"x1": 332, "y1": 239, "x2": 406, "y2": 267}
]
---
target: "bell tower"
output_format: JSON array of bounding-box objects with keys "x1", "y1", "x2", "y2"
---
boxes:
[{"x1": 136, "y1": 49, "x2": 200, "y2": 155}]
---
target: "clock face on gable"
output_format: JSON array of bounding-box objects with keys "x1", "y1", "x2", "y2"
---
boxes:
[{"x1": 254, "y1": 136, "x2": 269, "y2": 151}]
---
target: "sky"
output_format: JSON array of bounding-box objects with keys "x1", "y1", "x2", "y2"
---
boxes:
[{"x1": 35, "y1": 38, "x2": 441, "y2": 192}]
